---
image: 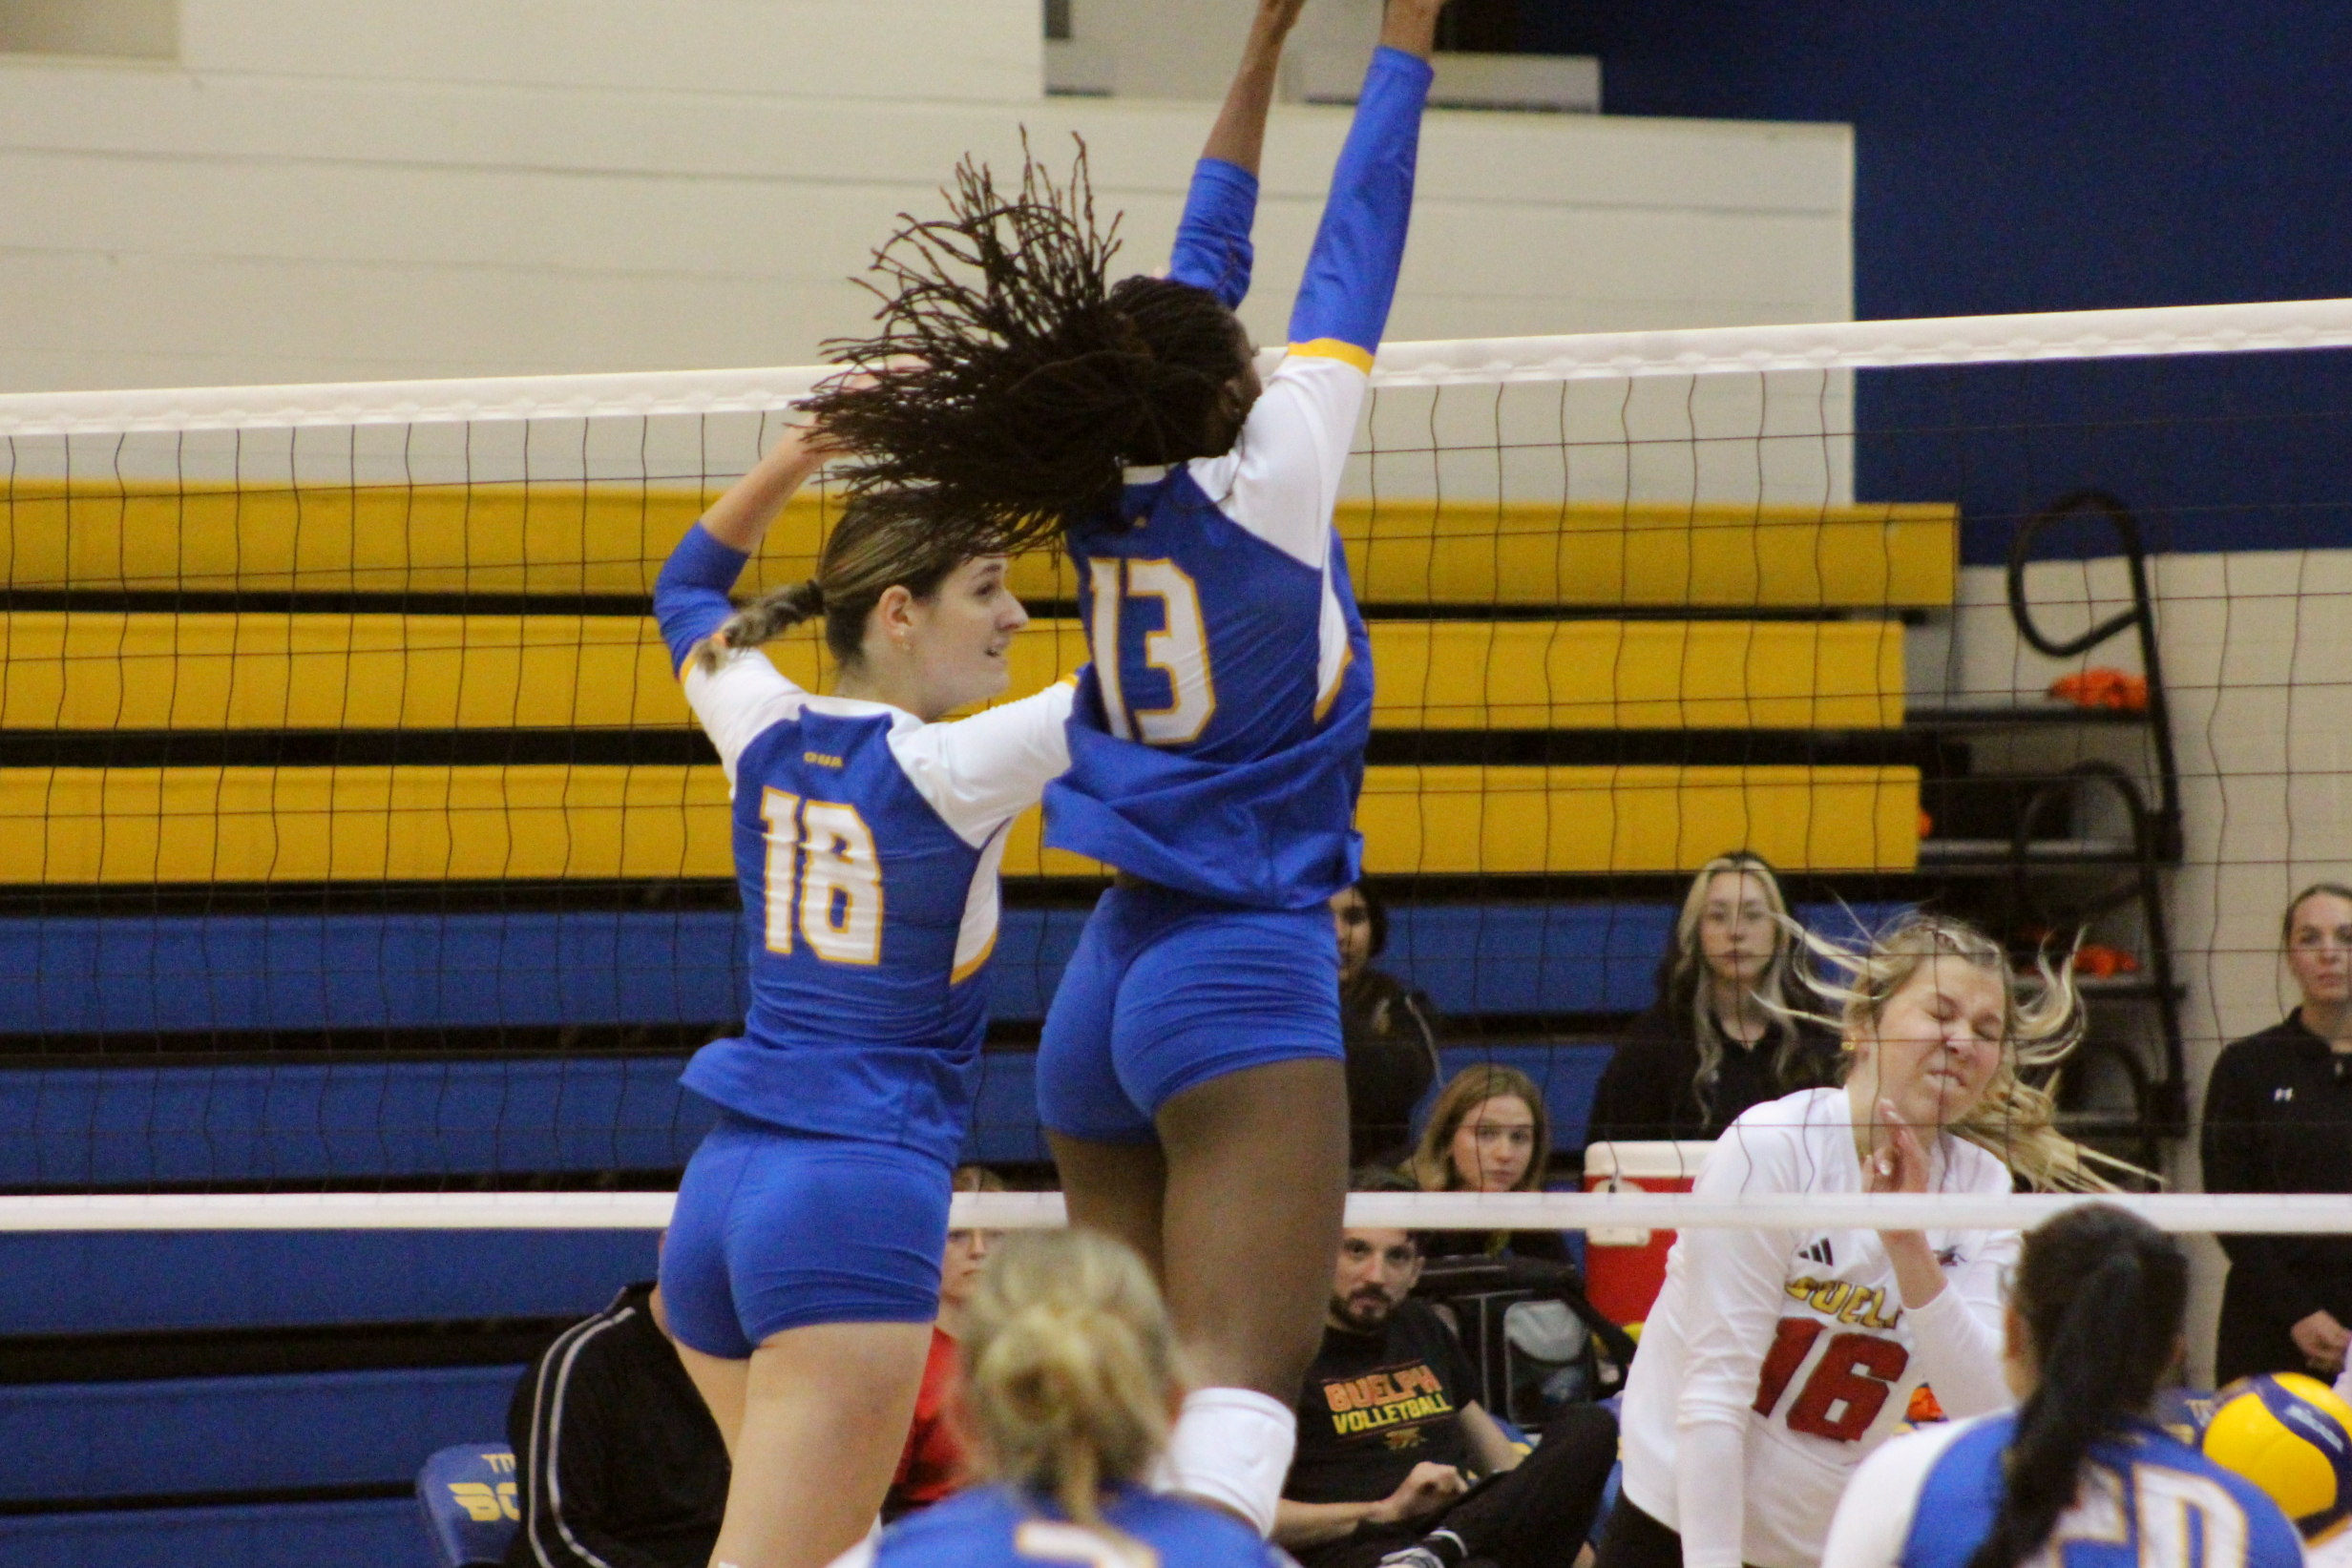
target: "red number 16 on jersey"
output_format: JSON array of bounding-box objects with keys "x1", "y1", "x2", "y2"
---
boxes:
[{"x1": 1751, "y1": 1317, "x2": 1911, "y2": 1442}]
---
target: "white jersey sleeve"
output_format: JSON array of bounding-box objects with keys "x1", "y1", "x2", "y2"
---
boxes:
[
  {"x1": 1818, "y1": 1418, "x2": 1981, "y2": 1568},
  {"x1": 1674, "y1": 1118, "x2": 1813, "y2": 1568},
  {"x1": 1902, "y1": 1144, "x2": 2019, "y2": 1422},
  {"x1": 681, "y1": 647, "x2": 807, "y2": 784},
  {"x1": 887, "y1": 680, "x2": 1076, "y2": 847},
  {"x1": 1188, "y1": 352, "x2": 1367, "y2": 571}
]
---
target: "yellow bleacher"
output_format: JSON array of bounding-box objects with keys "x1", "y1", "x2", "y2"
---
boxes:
[{"x1": 2, "y1": 483, "x2": 1944, "y2": 880}]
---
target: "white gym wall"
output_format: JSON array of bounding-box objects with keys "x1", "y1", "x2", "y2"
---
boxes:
[{"x1": 0, "y1": 0, "x2": 1850, "y2": 394}]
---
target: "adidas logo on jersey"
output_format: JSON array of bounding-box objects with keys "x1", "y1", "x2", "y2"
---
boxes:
[{"x1": 1799, "y1": 1237, "x2": 1836, "y2": 1267}]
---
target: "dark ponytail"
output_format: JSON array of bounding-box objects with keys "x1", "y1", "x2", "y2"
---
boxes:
[{"x1": 1965, "y1": 1204, "x2": 2188, "y2": 1568}]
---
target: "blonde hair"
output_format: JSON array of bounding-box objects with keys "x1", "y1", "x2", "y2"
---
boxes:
[
  {"x1": 1404, "y1": 1064, "x2": 1550, "y2": 1194},
  {"x1": 1791, "y1": 912, "x2": 2132, "y2": 1193},
  {"x1": 1668, "y1": 852, "x2": 1812, "y2": 1115},
  {"x1": 691, "y1": 497, "x2": 975, "y2": 674},
  {"x1": 961, "y1": 1229, "x2": 1178, "y2": 1528}
]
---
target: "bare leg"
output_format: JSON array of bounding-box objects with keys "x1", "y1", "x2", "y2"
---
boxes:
[
  {"x1": 1048, "y1": 1132, "x2": 1168, "y2": 1282},
  {"x1": 672, "y1": 1341, "x2": 749, "y2": 1458},
  {"x1": 1155, "y1": 1056, "x2": 1349, "y2": 1398},
  {"x1": 700, "y1": 1319, "x2": 932, "y2": 1568}
]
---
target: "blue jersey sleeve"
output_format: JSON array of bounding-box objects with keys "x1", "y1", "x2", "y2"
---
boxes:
[
  {"x1": 1166, "y1": 157, "x2": 1259, "y2": 309},
  {"x1": 1288, "y1": 45, "x2": 1435, "y2": 363},
  {"x1": 652, "y1": 523, "x2": 750, "y2": 674}
]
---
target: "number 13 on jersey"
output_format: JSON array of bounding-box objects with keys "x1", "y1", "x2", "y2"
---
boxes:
[
  {"x1": 760, "y1": 789, "x2": 883, "y2": 965},
  {"x1": 1089, "y1": 558, "x2": 1216, "y2": 745}
]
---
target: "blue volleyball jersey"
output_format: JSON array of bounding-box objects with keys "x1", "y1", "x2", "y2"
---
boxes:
[
  {"x1": 1820, "y1": 1412, "x2": 2303, "y2": 1568},
  {"x1": 1044, "y1": 46, "x2": 1433, "y2": 910},
  {"x1": 845, "y1": 1482, "x2": 1287, "y2": 1568},
  {"x1": 661, "y1": 632, "x2": 1070, "y2": 1165}
]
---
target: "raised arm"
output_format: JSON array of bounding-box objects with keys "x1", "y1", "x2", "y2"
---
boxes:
[
  {"x1": 652, "y1": 425, "x2": 831, "y2": 677},
  {"x1": 1166, "y1": 0, "x2": 1307, "y2": 309},
  {"x1": 1285, "y1": 0, "x2": 1442, "y2": 366}
]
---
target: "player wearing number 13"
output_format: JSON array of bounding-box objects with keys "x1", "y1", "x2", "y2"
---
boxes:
[
  {"x1": 647, "y1": 422, "x2": 1073, "y2": 1568},
  {"x1": 1599, "y1": 915, "x2": 2126, "y2": 1568},
  {"x1": 800, "y1": 0, "x2": 1449, "y2": 1538}
]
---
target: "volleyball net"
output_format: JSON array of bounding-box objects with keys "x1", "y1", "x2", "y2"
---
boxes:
[{"x1": 6, "y1": 297, "x2": 2352, "y2": 1229}]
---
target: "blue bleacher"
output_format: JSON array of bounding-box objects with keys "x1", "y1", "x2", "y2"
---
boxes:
[
  {"x1": 0, "y1": 1366, "x2": 518, "y2": 1504},
  {"x1": 0, "y1": 1229, "x2": 659, "y2": 1336},
  {"x1": 0, "y1": 1497, "x2": 434, "y2": 1568},
  {"x1": 0, "y1": 901, "x2": 1894, "y2": 1034}
]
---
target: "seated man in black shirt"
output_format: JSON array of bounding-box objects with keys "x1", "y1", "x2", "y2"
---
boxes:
[
  {"x1": 506, "y1": 1279, "x2": 730, "y2": 1568},
  {"x1": 1277, "y1": 1175, "x2": 1617, "y2": 1568}
]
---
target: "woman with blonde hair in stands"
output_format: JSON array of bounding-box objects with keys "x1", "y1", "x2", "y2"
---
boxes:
[
  {"x1": 1596, "y1": 912, "x2": 2126, "y2": 1568},
  {"x1": 1587, "y1": 851, "x2": 1840, "y2": 1146},
  {"x1": 843, "y1": 1228, "x2": 1287, "y2": 1568},
  {"x1": 1403, "y1": 1064, "x2": 1569, "y2": 1263}
]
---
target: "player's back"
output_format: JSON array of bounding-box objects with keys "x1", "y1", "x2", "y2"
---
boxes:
[
  {"x1": 1833, "y1": 1411, "x2": 2303, "y2": 1568},
  {"x1": 678, "y1": 652, "x2": 1071, "y2": 1165},
  {"x1": 866, "y1": 1482, "x2": 1281, "y2": 1568}
]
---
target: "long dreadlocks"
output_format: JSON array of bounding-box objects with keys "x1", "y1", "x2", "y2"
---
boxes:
[{"x1": 800, "y1": 136, "x2": 1257, "y2": 556}]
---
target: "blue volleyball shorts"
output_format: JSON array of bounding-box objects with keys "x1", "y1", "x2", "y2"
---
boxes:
[
  {"x1": 1036, "y1": 882, "x2": 1343, "y2": 1145},
  {"x1": 659, "y1": 1114, "x2": 952, "y2": 1359}
]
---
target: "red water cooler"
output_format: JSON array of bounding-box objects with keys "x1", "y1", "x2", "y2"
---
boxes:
[{"x1": 1582, "y1": 1139, "x2": 1714, "y2": 1327}]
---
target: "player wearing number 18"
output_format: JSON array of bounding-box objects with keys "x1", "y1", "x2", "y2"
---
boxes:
[
  {"x1": 1817, "y1": 1204, "x2": 2302, "y2": 1568},
  {"x1": 804, "y1": 0, "x2": 1449, "y2": 1537},
  {"x1": 648, "y1": 422, "x2": 1074, "y2": 1568},
  {"x1": 1598, "y1": 915, "x2": 2126, "y2": 1568}
]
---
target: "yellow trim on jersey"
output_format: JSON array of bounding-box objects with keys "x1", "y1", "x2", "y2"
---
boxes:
[
  {"x1": 1314, "y1": 638, "x2": 1355, "y2": 723},
  {"x1": 1287, "y1": 338, "x2": 1376, "y2": 373},
  {"x1": 949, "y1": 926, "x2": 998, "y2": 985}
]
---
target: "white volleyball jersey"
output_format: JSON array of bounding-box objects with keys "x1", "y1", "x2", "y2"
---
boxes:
[{"x1": 1618, "y1": 1088, "x2": 2021, "y2": 1568}]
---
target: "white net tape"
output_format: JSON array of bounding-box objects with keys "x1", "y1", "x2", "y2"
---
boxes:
[
  {"x1": 3, "y1": 1191, "x2": 2346, "y2": 1234},
  {"x1": 6, "y1": 296, "x2": 2351, "y2": 436}
]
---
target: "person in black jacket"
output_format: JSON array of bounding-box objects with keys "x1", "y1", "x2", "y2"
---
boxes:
[
  {"x1": 1334, "y1": 880, "x2": 1442, "y2": 1164},
  {"x1": 506, "y1": 1280, "x2": 729, "y2": 1568},
  {"x1": 2202, "y1": 881, "x2": 2352, "y2": 1385},
  {"x1": 1585, "y1": 852, "x2": 1839, "y2": 1148}
]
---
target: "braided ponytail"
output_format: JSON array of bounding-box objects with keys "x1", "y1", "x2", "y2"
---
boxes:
[
  {"x1": 693, "y1": 578, "x2": 826, "y2": 674},
  {"x1": 689, "y1": 497, "x2": 970, "y2": 676},
  {"x1": 1965, "y1": 1204, "x2": 2188, "y2": 1568}
]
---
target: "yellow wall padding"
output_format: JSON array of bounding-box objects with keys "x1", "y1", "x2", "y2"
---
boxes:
[
  {"x1": 3, "y1": 484, "x2": 1954, "y2": 609},
  {"x1": 3, "y1": 615, "x2": 1900, "y2": 731},
  {"x1": 5, "y1": 764, "x2": 1919, "y2": 883}
]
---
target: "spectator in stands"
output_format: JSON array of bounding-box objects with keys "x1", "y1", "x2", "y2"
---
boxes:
[
  {"x1": 506, "y1": 1276, "x2": 728, "y2": 1568},
  {"x1": 1277, "y1": 1170, "x2": 1618, "y2": 1568},
  {"x1": 1335, "y1": 880, "x2": 1442, "y2": 1164},
  {"x1": 2203, "y1": 882, "x2": 2352, "y2": 1384},
  {"x1": 887, "y1": 1165, "x2": 1002, "y2": 1517},
  {"x1": 1404, "y1": 1065, "x2": 1569, "y2": 1263},
  {"x1": 1586, "y1": 851, "x2": 1838, "y2": 1147}
]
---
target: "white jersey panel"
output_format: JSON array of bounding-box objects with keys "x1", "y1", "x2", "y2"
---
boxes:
[
  {"x1": 1617, "y1": 1087, "x2": 2021, "y2": 1568},
  {"x1": 1185, "y1": 352, "x2": 1368, "y2": 707},
  {"x1": 1818, "y1": 1416, "x2": 1983, "y2": 1568}
]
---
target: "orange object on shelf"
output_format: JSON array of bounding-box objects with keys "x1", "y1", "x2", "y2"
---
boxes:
[
  {"x1": 2048, "y1": 668, "x2": 2149, "y2": 711},
  {"x1": 2074, "y1": 943, "x2": 2143, "y2": 979},
  {"x1": 1918, "y1": 808, "x2": 1935, "y2": 840}
]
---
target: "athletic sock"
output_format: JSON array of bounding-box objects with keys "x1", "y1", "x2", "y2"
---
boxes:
[{"x1": 1158, "y1": 1386, "x2": 1296, "y2": 1537}]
